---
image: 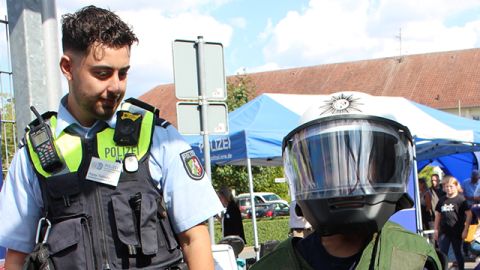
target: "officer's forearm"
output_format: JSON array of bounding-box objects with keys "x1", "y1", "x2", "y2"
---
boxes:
[
  {"x1": 5, "y1": 249, "x2": 27, "y2": 270},
  {"x1": 178, "y1": 223, "x2": 214, "y2": 270}
]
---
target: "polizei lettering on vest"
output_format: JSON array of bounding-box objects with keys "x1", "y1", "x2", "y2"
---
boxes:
[{"x1": 104, "y1": 145, "x2": 140, "y2": 160}]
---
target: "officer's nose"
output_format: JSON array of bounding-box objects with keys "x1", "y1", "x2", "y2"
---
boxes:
[{"x1": 107, "y1": 73, "x2": 123, "y2": 96}]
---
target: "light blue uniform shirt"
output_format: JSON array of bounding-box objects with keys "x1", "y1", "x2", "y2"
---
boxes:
[{"x1": 0, "y1": 97, "x2": 223, "y2": 253}]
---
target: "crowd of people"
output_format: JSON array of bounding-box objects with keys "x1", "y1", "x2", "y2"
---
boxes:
[{"x1": 420, "y1": 171, "x2": 480, "y2": 270}]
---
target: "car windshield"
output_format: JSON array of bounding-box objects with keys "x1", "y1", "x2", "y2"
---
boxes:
[{"x1": 262, "y1": 194, "x2": 282, "y2": 201}]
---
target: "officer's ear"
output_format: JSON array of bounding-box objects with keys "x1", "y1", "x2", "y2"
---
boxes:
[{"x1": 59, "y1": 54, "x2": 73, "y2": 81}]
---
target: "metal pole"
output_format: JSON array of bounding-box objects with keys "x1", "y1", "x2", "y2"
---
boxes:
[
  {"x1": 41, "y1": 0, "x2": 62, "y2": 108},
  {"x1": 458, "y1": 100, "x2": 462, "y2": 116},
  {"x1": 247, "y1": 158, "x2": 260, "y2": 260},
  {"x1": 412, "y1": 139, "x2": 423, "y2": 235},
  {"x1": 196, "y1": 36, "x2": 215, "y2": 243}
]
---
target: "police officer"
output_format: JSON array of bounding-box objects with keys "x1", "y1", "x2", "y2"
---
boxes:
[
  {"x1": 250, "y1": 91, "x2": 443, "y2": 270},
  {"x1": 0, "y1": 5, "x2": 223, "y2": 270}
]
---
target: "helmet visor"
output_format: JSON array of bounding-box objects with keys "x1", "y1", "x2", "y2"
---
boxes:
[{"x1": 283, "y1": 118, "x2": 413, "y2": 201}]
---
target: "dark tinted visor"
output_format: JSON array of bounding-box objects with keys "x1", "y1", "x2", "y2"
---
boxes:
[{"x1": 283, "y1": 118, "x2": 413, "y2": 200}]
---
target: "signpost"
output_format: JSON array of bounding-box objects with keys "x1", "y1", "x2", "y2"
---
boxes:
[
  {"x1": 173, "y1": 37, "x2": 228, "y2": 243},
  {"x1": 177, "y1": 102, "x2": 228, "y2": 135}
]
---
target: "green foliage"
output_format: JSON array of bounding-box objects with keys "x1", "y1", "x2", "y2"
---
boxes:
[
  {"x1": 1, "y1": 97, "x2": 16, "y2": 179},
  {"x1": 214, "y1": 217, "x2": 290, "y2": 245},
  {"x1": 226, "y1": 73, "x2": 256, "y2": 112},
  {"x1": 418, "y1": 165, "x2": 435, "y2": 187},
  {"x1": 212, "y1": 165, "x2": 289, "y2": 200}
]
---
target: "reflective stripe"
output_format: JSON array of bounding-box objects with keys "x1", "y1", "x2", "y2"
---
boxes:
[
  {"x1": 56, "y1": 132, "x2": 82, "y2": 172},
  {"x1": 27, "y1": 101, "x2": 154, "y2": 177},
  {"x1": 97, "y1": 107, "x2": 153, "y2": 162}
]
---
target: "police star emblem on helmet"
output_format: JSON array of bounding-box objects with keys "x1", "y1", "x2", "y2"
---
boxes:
[{"x1": 319, "y1": 93, "x2": 363, "y2": 115}]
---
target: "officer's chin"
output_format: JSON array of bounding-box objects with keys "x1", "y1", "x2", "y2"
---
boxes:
[{"x1": 96, "y1": 108, "x2": 117, "y2": 121}]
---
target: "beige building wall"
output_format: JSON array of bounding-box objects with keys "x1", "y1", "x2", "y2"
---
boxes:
[{"x1": 442, "y1": 107, "x2": 480, "y2": 120}]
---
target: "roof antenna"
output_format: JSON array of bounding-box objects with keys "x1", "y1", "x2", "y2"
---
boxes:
[{"x1": 395, "y1": 28, "x2": 403, "y2": 63}]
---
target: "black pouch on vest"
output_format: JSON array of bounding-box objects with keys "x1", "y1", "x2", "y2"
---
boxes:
[
  {"x1": 114, "y1": 110, "x2": 142, "y2": 146},
  {"x1": 23, "y1": 243, "x2": 55, "y2": 270}
]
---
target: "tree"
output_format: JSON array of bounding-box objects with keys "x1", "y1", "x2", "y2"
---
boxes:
[
  {"x1": 418, "y1": 165, "x2": 435, "y2": 187},
  {"x1": 226, "y1": 71, "x2": 255, "y2": 111},
  {"x1": 211, "y1": 73, "x2": 289, "y2": 200},
  {"x1": 1, "y1": 96, "x2": 16, "y2": 180}
]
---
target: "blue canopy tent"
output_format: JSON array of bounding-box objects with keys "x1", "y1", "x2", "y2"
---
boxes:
[
  {"x1": 418, "y1": 152, "x2": 479, "y2": 182},
  {"x1": 184, "y1": 93, "x2": 480, "y2": 252}
]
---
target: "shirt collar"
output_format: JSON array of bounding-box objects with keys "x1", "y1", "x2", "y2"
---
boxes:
[{"x1": 55, "y1": 95, "x2": 116, "y2": 138}]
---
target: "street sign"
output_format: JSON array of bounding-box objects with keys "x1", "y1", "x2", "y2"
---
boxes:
[
  {"x1": 176, "y1": 102, "x2": 228, "y2": 135},
  {"x1": 173, "y1": 39, "x2": 226, "y2": 100},
  {"x1": 274, "y1": 178, "x2": 286, "y2": 183}
]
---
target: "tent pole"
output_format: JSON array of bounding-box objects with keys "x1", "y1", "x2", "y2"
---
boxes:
[
  {"x1": 247, "y1": 158, "x2": 260, "y2": 260},
  {"x1": 412, "y1": 139, "x2": 423, "y2": 236}
]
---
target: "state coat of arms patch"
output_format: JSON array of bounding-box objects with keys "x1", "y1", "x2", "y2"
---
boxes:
[{"x1": 180, "y1": 149, "x2": 205, "y2": 180}]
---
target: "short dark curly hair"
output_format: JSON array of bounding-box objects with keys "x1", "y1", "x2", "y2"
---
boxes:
[{"x1": 61, "y1": 5, "x2": 138, "y2": 53}]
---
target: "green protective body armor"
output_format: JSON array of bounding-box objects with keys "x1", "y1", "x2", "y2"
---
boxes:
[
  {"x1": 250, "y1": 221, "x2": 442, "y2": 270},
  {"x1": 25, "y1": 100, "x2": 183, "y2": 270}
]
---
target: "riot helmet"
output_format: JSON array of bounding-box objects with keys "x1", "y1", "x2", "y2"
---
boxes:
[{"x1": 282, "y1": 91, "x2": 414, "y2": 235}]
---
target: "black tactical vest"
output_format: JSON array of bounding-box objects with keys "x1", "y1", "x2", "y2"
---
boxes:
[{"x1": 26, "y1": 100, "x2": 183, "y2": 270}]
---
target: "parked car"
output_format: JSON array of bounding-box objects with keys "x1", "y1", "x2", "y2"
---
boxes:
[
  {"x1": 245, "y1": 204, "x2": 269, "y2": 219},
  {"x1": 236, "y1": 192, "x2": 288, "y2": 218},
  {"x1": 245, "y1": 202, "x2": 290, "y2": 219},
  {"x1": 264, "y1": 202, "x2": 290, "y2": 217}
]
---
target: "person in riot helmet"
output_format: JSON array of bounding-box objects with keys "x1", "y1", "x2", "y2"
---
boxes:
[
  {"x1": 0, "y1": 5, "x2": 223, "y2": 270},
  {"x1": 250, "y1": 91, "x2": 442, "y2": 270}
]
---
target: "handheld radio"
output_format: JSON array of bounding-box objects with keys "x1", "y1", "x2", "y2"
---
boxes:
[{"x1": 29, "y1": 106, "x2": 63, "y2": 173}]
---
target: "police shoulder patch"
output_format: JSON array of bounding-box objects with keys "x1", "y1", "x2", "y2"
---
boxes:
[{"x1": 180, "y1": 149, "x2": 205, "y2": 180}]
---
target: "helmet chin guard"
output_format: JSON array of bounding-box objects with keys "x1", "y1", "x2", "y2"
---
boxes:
[
  {"x1": 283, "y1": 91, "x2": 414, "y2": 235},
  {"x1": 297, "y1": 193, "x2": 412, "y2": 235}
]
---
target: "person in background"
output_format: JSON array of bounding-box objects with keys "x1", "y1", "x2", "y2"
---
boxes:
[
  {"x1": 463, "y1": 170, "x2": 480, "y2": 259},
  {"x1": 430, "y1": 173, "x2": 444, "y2": 208},
  {"x1": 462, "y1": 170, "x2": 479, "y2": 210},
  {"x1": 431, "y1": 174, "x2": 445, "y2": 196},
  {"x1": 434, "y1": 175, "x2": 472, "y2": 270},
  {"x1": 419, "y1": 178, "x2": 434, "y2": 232},
  {"x1": 250, "y1": 91, "x2": 442, "y2": 270},
  {"x1": 289, "y1": 200, "x2": 313, "y2": 238},
  {"x1": 218, "y1": 186, "x2": 246, "y2": 243},
  {"x1": 0, "y1": 5, "x2": 223, "y2": 270}
]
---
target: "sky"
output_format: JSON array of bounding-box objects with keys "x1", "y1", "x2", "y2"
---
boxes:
[{"x1": 2, "y1": 0, "x2": 480, "y2": 98}]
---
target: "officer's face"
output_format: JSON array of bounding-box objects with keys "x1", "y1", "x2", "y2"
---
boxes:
[{"x1": 60, "y1": 42, "x2": 130, "y2": 126}]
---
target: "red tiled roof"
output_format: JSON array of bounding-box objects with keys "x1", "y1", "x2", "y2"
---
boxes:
[{"x1": 139, "y1": 48, "x2": 480, "y2": 126}]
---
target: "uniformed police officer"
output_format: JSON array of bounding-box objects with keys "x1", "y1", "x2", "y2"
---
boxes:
[{"x1": 0, "y1": 5, "x2": 223, "y2": 270}]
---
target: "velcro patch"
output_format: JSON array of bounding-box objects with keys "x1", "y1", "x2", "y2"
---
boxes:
[{"x1": 180, "y1": 149, "x2": 205, "y2": 180}]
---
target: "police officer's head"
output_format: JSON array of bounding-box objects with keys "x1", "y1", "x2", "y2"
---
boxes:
[
  {"x1": 282, "y1": 91, "x2": 414, "y2": 236},
  {"x1": 59, "y1": 6, "x2": 139, "y2": 126},
  {"x1": 61, "y1": 5, "x2": 138, "y2": 55}
]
